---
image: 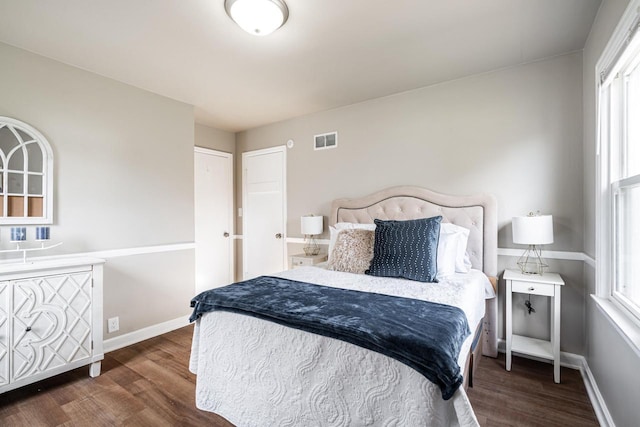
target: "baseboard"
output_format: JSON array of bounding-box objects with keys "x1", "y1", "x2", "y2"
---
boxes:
[
  {"x1": 580, "y1": 357, "x2": 616, "y2": 427},
  {"x1": 103, "y1": 315, "x2": 191, "y2": 353},
  {"x1": 497, "y1": 339, "x2": 614, "y2": 426}
]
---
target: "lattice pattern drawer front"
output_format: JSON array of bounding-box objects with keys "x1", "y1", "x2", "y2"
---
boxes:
[
  {"x1": 0, "y1": 282, "x2": 8, "y2": 386},
  {"x1": 11, "y1": 272, "x2": 92, "y2": 382}
]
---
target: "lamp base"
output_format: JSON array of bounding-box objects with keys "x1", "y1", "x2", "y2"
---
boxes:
[
  {"x1": 303, "y1": 236, "x2": 320, "y2": 256},
  {"x1": 517, "y1": 245, "x2": 548, "y2": 275}
]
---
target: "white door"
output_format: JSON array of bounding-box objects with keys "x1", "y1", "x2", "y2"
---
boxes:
[
  {"x1": 194, "y1": 148, "x2": 233, "y2": 294},
  {"x1": 242, "y1": 146, "x2": 286, "y2": 279}
]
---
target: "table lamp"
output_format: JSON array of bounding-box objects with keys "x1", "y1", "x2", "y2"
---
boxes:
[
  {"x1": 512, "y1": 212, "x2": 554, "y2": 275},
  {"x1": 301, "y1": 215, "x2": 323, "y2": 256}
]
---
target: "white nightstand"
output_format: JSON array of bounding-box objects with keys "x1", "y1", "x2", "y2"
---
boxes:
[
  {"x1": 290, "y1": 253, "x2": 327, "y2": 269},
  {"x1": 504, "y1": 269, "x2": 565, "y2": 383}
]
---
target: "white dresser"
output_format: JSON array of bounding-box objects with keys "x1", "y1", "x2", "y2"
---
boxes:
[{"x1": 0, "y1": 257, "x2": 105, "y2": 394}]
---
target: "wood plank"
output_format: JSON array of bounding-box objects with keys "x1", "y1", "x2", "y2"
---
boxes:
[
  {"x1": 127, "y1": 378, "x2": 232, "y2": 426},
  {"x1": 59, "y1": 394, "x2": 119, "y2": 426},
  {"x1": 84, "y1": 384, "x2": 147, "y2": 422},
  {"x1": 121, "y1": 407, "x2": 174, "y2": 427},
  {"x1": 99, "y1": 357, "x2": 145, "y2": 389},
  {"x1": 11, "y1": 392, "x2": 70, "y2": 425}
]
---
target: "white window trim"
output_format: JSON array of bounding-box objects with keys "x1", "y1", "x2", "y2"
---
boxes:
[{"x1": 594, "y1": 0, "x2": 640, "y2": 352}]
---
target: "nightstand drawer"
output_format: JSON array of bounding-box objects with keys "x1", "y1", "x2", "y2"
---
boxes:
[
  {"x1": 511, "y1": 280, "x2": 555, "y2": 296},
  {"x1": 292, "y1": 258, "x2": 314, "y2": 267},
  {"x1": 290, "y1": 253, "x2": 327, "y2": 269}
]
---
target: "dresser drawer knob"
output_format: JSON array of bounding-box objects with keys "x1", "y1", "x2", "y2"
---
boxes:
[
  {"x1": 25, "y1": 326, "x2": 32, "y2": 332},
  {"x1": 528, "y1": 287, "x2": 535, "y2": 291}
]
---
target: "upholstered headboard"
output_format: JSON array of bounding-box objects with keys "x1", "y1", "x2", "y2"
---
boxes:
[{"x1": 330, "y1": 186, "x2": 497, "y2": 277}]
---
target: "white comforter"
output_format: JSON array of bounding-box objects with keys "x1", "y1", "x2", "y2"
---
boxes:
[{"x1": 189, "y1": 267, "x2": 489, "y2": 427}]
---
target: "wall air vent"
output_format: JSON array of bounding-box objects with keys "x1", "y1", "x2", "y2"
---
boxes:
[{"x1": 314, "y1": 131, "x2": 338, "y2": 150}]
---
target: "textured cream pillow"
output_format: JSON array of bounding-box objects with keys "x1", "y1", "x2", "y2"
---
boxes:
[
  {"x1": 327, "y1": 229, "x2": 375, "y2": 274},
  {"x1": 328, "y1": 222, "x2": 377, "y2": 262}
]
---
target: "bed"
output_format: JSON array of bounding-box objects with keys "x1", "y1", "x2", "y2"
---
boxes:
[{"x1": 190, "y1": 186, "x2": 498, "y2": 426}]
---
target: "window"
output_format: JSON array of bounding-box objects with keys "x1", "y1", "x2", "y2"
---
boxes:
[
  {"x1": 613, "y1": 58, "x2": 640, "y2": 317},
  {"x1": 0, "y1": 117, "x2": 53, "y2": 224},
  {"x1": 597, "y1": 5, "x2": 640, "y2": 321}
]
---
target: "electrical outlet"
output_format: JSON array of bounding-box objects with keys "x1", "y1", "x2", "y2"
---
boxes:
[{"x1": 108, "y1": 316, "x2": 119, "y2": 333}]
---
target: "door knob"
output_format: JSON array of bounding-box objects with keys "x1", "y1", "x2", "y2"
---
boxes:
[
  {"x1": 275, "y1": 233, "x2": 283, "y2": 239},
  {"x1": 223, "y1": 232, "x2": 230, "y2": 237},
  {"x1": 25, "y1": 326, "x2": 32, "y2": 332}
]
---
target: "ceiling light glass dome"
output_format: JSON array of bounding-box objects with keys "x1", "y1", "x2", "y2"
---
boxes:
[{"x1": 225, "y1": 0, "x2": 289, "y2": 36}]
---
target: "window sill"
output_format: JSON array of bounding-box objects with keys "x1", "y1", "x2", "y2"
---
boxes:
[{"x1": 591, "y1": 294, "x2": 640, "y2": 358}]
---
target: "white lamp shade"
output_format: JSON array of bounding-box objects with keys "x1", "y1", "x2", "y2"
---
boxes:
[
  {"x1": 226, "y1": 0, "x2": 288, "y2": 36},
  {"x1": 301, "y1": 215, "x2": 323, "y2": 235},
  {"x1": 512, "y1": 215, "x2": 554, "y2": 245}
]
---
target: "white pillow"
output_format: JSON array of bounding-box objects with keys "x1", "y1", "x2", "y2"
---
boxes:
[
  {"x1": 437, "y1": 223, "x2": 471, "y2": 277},
  {"x1": 436, "y1": 232, "x2": 458, "y2": 277},
  {"x1": 460, "y1": 251, "x2": 472, "y2": 273},
  {"x1": 328, "y1": 222, "x2": 376, "y2": 261}
]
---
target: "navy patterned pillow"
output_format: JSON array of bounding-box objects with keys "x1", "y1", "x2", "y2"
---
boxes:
[{"x1": 365, "y1": 216, "x2": 442, "y2": 283}]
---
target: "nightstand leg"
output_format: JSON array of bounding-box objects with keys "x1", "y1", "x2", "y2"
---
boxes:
[
  {"x1": 553, "y1": 287, "x2": 561, "y2": 383},
  {"x1": 506, "y1": 281, "x2": 512, "y2": 371}
]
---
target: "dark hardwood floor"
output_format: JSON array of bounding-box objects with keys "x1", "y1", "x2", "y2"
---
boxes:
[
  {"x1": 0, "y1": 325, "x2": 599, "y2": 426},
  {"x1": 467, "y1": 353, "x2": 598, "y2": 426},
  {"x1": 0, "y1": 325, "x2": 232, "y2": 426}
]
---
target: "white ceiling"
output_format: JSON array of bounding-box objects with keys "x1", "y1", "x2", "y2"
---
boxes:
[{"x1": 0, "y1": 0, "x2": 601, "y2": 132}]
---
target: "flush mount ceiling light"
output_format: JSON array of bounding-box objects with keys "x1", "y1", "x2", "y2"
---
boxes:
[{"x1": 224, "y1": 0, "x2": 289, "y2": 36}]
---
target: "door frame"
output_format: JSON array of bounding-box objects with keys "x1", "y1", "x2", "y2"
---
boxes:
[
  {"x1": 242, "y1": 145, "x2": 287, "y2": 279},
  {"x1": 194, "y1": 147, "x2": 234, "y2": 287}
]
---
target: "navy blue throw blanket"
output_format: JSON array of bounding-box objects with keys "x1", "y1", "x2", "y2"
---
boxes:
[{"x1": 190, "y1": 276, "x2": 470, "y2": 400}]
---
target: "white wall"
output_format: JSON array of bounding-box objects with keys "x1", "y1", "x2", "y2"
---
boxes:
[
  {"x1": 583, "y1": 1, "x2": 640, "y2": 426},
  {"x1": 0, "y1": 42, "x2": 196, "y2": 337},
  {"x1": 195, "y1": 123, "x2": 235, "y2": 154},
  {"x1": 237, "y1": 53, "x2": 584, "y2": 250}
]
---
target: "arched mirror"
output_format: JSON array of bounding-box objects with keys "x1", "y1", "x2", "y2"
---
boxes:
[{"x1": 0, "y1": 117, "x2": 53, "y2": 224}]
